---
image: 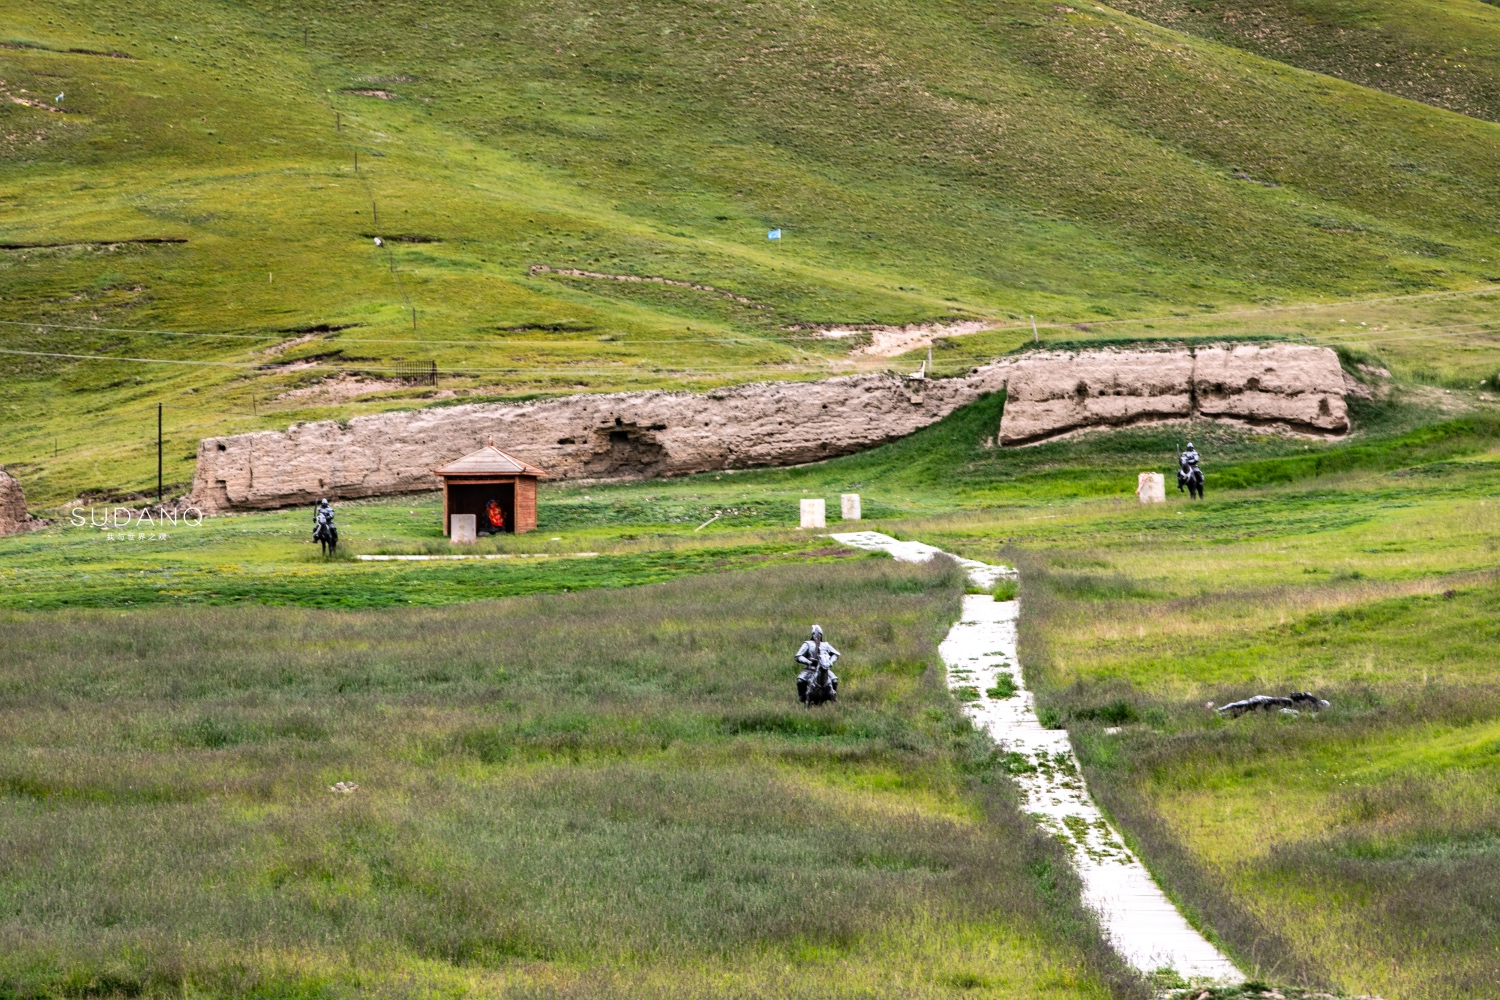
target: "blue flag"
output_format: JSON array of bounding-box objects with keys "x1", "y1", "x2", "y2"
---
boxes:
[{"x1": 767, "y1": 229, "x2": 781, "y2": 240}]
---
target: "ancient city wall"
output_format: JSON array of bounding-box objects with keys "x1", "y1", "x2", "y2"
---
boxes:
[
  {"x1": 0, "y1": 467, "x2": 45, "y2": 536},
  {"x1": 997, "y1": 343, "x2": 1350, "y2": 445},
  {"x1": 191, "y1": 344, "x2": 1351, "y2": 511}
]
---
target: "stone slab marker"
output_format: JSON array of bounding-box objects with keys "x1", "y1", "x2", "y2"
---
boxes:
[
  {"x1": 800, "y1": 498, "x2": 826, "y2": 529},
  {"x1": 840, "y1": 493, "x2": 861, "y2": 520},
  {"x1": 1136, "y1": 472, "x2": 1166, "y2": 503},
  {"x1": 450, "y1": 513, "x2": 477, "y2": 543}
]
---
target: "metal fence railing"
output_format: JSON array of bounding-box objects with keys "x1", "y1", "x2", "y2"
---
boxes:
[{"x1": 391, "y1": 360, "x2": 438, "y2": 386}]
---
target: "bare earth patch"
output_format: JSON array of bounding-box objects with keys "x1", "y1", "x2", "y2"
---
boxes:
[
  {"x1": 257, "y1": 334, "x2": 321, "y2": 358},
  {"x1": 809, "y1": 320, "x2": 995, "y2": 358},
  {"x1": 275, "y1": 374, "x2": 455, "y2": 403},
  {"x1": 341, "y1": 89, "x2": 396, "y2": 100},
  {"x1": 528, "y1": 265, "x2": 767, "y2": 307}
]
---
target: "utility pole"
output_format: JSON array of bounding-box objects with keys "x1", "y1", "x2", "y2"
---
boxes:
[{"x1": 157, "y1": 403, "x2": 163, "y2": 504}]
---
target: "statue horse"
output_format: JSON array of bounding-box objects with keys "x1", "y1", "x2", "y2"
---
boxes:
[
  {"x1": 313, "y1": 518, "x2": 338, "y2": 557},
  {"x1": 1177, "y1": 465, "x2": 1204, "y2": 500},
  {"x1": 800, "y1": 661, "x2": 838, "y2": 707}
]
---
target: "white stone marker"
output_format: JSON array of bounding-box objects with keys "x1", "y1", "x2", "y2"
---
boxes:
[
  {"x1": 840, "y1": 493, "x2": 862, "y2": 520},
  {"x1": 799, "y1": 498, "x2": 826, "y2": 529},
  {"x1": 450, "y1": 513, "x2": 478, "y2": 543},
  {"x1": 1136, "y1": 472, "x2": 1166, "y2": 503}
]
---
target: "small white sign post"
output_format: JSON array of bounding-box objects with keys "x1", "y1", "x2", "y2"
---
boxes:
[
  {"x1": 1136, "y1": 472, "x2": 1166, "y2": 503},
  {"x1": 450, "y1": 513, "x2": 478, "y2": 542},
  {"x1": 800, "y1": 498, "x2": 826, "y2": 529},
  {"x1": 840, "y1": 493, "x2": 861, "y2": 520}
]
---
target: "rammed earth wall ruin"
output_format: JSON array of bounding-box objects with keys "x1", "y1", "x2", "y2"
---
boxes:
[{"x1": 192, "y1": 344, "x2": 1352, "y2": 511}]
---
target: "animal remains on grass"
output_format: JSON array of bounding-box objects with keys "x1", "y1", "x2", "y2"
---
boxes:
[
  {"x1": 313, "y1": 498, "x2": 338, "y2": 556},
  {"x1": 795, "y1": 624, "x2": 840, "y2": 706},
  {"x1": 1216, "y1": 692, "x2": 1330, "y2": 718}
]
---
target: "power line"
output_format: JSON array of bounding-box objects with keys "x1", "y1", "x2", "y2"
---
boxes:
[
  {"x1": 0, "y1": 346, "x2": 862, "y2": 376},
  {"x1": 4, "y1": 281, "x2": 1497, "y2": 349},
  {"x1": 0, "y1": 318, "x2": 791, "y2": 347}
]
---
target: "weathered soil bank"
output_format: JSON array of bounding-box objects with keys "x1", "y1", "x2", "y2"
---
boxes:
[
  {"x1": 999, "y1": 343, "x2": 1349, "y2": 444},
  {"x1": 0, "y1": 468, "x2": 45, "y2": 537},
  {"x1": 192, "y1": 344, "x2": 1349, "y2": 511}
]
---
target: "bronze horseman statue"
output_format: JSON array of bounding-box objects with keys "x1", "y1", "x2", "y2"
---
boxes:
[
  {"x1": 1177, "y1": 441, "x2": 1204, "y2": 499},
  {"x1": 795, "y1": 624, "x2": 840, "y2": 706}
]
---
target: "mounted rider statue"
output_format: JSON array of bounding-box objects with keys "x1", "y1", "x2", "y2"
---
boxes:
[
  {"x1": 313, "y1": 498, "x2": 339, "y2": 555},
  {"x1": 1177, "y1": 442, "x2": 1205, "y2": 500},
  {"x1": 794, "y1": 625, "x2": 840, "y2": 706}
]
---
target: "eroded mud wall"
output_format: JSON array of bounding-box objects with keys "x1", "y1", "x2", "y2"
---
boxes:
[
  {"x1": 192, "y1": 344, "x2": 1350, "y2": 511},
  {"x1": 192, "y1": 369, "x2": 1009, "y2": 511},
  {"x1": 997, "y1": 344, "x2": 1349, "y2": 445}
]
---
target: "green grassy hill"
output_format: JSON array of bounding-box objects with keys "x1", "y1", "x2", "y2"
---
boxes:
[
  {"x1": 5, "y1": 0, "x2": 1500, "y2": 506},
  {"x1": 1109, "y1": 0, "x2": 1500, "y2": 123}
]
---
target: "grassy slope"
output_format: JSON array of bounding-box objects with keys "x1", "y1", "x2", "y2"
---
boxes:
[
  {"x1": 5, "y1": 0, "x2": 1500, "y2": 503},
  {"x1": 917, "y1": 457, "x2": 1500, "y2": 997},
  {"x1": 1109, "y1": 0, "x2": 1500, "y2": 123},
  {"x1": 0, "y1": 557, "x2": 1131, "y2": 1000}
]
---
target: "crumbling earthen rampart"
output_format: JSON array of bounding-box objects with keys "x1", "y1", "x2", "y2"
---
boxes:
[
  {"x1": 1, "y1": 467, "x2": 45, "y2": 536},
  {"x1": 191, "y1": 344, "x2": 1350, "y2": 511},
  {"x1": 998, "y1": 343, "x2": 1349, "y2": 444}
]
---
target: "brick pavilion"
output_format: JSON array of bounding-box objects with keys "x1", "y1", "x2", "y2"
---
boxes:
[{"x1": 432, "y1": 440, "x2": 546, "y2": 536}]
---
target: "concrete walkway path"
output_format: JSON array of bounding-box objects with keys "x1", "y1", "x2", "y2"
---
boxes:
[{"x1": 830, "y1": 531, "x2": 1241, "y2": 984}]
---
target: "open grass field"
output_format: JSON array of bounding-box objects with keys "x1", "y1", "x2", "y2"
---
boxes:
[
  {"x1": 6, "y1": 0, "x2": 1500, "y2": 503},
  {"x1": 908, "y1": 448, "x2": 1500, "y2": 997},
  {"x1": 0, "y1": 556, "x2": 1133, "y2": 1000},
  {"x1": 8, "y1": 0, "x2": 1500, "y2": 991},
  {"x1": 3, "y1": 380, "x2": 1499, "y2": 996}
]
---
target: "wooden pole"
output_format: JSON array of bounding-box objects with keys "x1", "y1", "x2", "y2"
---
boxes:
[
  {"x1": 1031, "y1": 315, "x2": 1038, "y2": 343},
  {"x1": 156, "y1": 403, "x2": 163, "y2": 503}
]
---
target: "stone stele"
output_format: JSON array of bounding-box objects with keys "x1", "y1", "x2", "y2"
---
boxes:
[{"x1": 1136, "y1": 472, "x2": 1167, "y2": 503}]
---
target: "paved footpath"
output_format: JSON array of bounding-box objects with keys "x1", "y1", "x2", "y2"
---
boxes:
[{"x1": 830, "y1": 531, "x2": 1242, "y2": 984}]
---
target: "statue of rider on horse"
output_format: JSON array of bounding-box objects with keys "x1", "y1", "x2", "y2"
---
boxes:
[
  {"x1": 794, "y1": 625, "x2": 840, "y2": 706},
  {"x1": 313, "y1": 498, "x2": 339, "y2": 556},
  {"x1": 1177, "y1": 442, "x2": 1204, "y2": 500}
]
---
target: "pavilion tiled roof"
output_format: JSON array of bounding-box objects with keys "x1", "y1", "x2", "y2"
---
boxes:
[{"x1": 433, "y1": 442, "x2": 547, "y2": 478}]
